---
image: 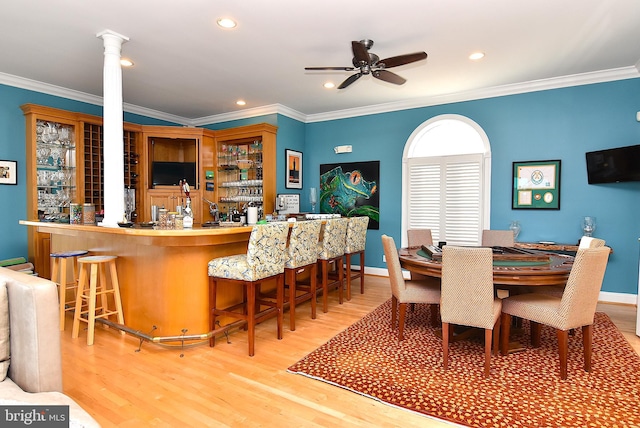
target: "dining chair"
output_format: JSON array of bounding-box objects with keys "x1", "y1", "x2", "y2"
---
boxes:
[
  {"x1": 381, "y1": 235, "x2": 441, "y2": 341},
  {"x1": 317, "y1": 217, "x2": 349, "y2": 313},
  {"x1": 284, "y1": 220, "x2": 322, "y2": 331},
  {"x1": 536, "y1": 236, "x2": 606, "y2": 298},
  {"x1": 481, "y1": 229, "x2": 514, "y2": 247},
  {"x1": 499, "y1": 246, "x2": 610, "y2": 379},
  {"x1": 344, "y1": 216, "x2": 369, "y2": 298},
  {"x1": 407, "y1": 228, "x2": 439, "y2": 321},
  {"x1": 207, "y1": 222, "x2": 289, "y2": 356},
  {"x1": 441, "y1": 246, "x2": 502, "y2": 378}
]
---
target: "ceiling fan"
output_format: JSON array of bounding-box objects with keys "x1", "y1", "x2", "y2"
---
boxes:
[{"x1": 305, "y1": 39, "x2": 428, "y2": 89}]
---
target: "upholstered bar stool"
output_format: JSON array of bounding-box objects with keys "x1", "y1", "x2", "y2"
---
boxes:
[
  {"x1": 316, "y1": 217, "x2": 349, "y2": 313},
  {"x1": 71, "y1": 255, "x2": 124, "y2": 345},
  {"x1": 344, "y1": 216, "x2": 369, "y2": 299},
  {"x1": 208, "y1": 222, "x2": 289, "y2": 356},
  {"x1": 284, "y1": 220, "x2": 322, "y2": 331},
  {"x1": 50, "y1": 250, "x2": 89, "y2": 331}
]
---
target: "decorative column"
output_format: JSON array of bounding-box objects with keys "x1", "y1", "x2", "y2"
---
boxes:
[{"x1": 96, "y1": 29, "x2": 129, "y2": 227}]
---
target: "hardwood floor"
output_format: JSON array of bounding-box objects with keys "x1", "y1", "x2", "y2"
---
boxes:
[{"x1": 61, "y1": 275, "x2": 639, "y2": 427}]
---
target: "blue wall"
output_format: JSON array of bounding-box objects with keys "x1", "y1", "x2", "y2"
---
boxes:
[
  {"x1": 303, "y1": 79, "x2": 640, "y2": 296},
  {"x1": 2, "y1": 78, "x2": 639, "y2": 297}
]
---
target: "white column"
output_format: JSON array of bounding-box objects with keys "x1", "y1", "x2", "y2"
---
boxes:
[{"x1": 96, "y1": 30, "x2": 129, "y2": 227}]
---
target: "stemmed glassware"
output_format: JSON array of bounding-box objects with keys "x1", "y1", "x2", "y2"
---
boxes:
[
  {"x1": 309, "y1": 187, "x2": 317, "y2": 213},
  {"x1": 509, "y1": 220, "x2": 521, "y2": 242},
  {"x1": 582, "y1": 216, "x2": 596, "y2": 237}
]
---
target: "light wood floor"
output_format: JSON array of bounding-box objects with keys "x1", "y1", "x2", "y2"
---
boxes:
[{"x1": 60, "y1": 275, "x2": 640, "y2": 427}]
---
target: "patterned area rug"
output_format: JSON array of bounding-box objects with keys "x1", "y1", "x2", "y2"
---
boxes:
[{"x1": 288, "y1": 300, "x2": 640, "y2": 427}]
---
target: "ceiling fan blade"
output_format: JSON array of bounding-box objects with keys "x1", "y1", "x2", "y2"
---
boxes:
[
  {"x1": 351, "y1": 41, "x2": 371, "y2": 66},
  {"x1": 305, "y1": 66, "x2": 356, "y2": 71},
  {"x1": 378, "y1": 52, "x2": 427, "y2": 68},
  {"x1": 372, "y1": 69, "x2": 406, "y2": 85},
  {"x1": 338, "y1": 73, "x2": 363, "y2": 89}
]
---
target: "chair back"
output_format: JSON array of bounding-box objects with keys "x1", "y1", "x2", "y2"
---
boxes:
[
  {"x1": 441, "y1": 246, "x2": 496, "y2": 329},
  {"x1": 558, "y1": 246, "x2": 610, "y2": 329},
  {"x1": 407, "y1": 229, "x2": 433, "y2": 247},
  {"x1": 482, "y1": 229, "x2": 514, "y2": 247},
  {"x1": 246, "y1": 222, "x2": 290, "y2": 278},
  {"x1": 578, "y1": 236, "x2": 605, "y2": 249},
  {"x1": 344, "y1": 216, "x2": 369, "y2": 254},
  {"x1": 317, "y1": 218, "x2": 349, "y2": 260},
  {"x1": 285, "y1": 220, "x2": 322, "y2": 269},
  {"x1": 381, "y1": 235, "x2": 406, "y2": 298}
]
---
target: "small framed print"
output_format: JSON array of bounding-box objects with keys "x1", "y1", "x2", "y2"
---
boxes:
[
  {"x1": 0, "y1": 160, "x2": 17, "y2": 185},
  {"x1": 206, "y1": 182, "x2": 215, "y2": 191},
  {"x1": 285, "y1": 149, "x2": 302, "y2": 189},
  {"x1": 512, "y1": 160, "x2": 561, "y2": 209}
]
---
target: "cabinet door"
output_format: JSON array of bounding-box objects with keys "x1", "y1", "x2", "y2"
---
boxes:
[
  {"x1": 148, "y1": 191, "x2": 180, "y2": 212},
  {"x1": 147, "y1": 190, "x2": 201, "y2": 224}
]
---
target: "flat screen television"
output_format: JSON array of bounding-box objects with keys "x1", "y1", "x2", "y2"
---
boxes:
[
  {"x1": 151, "y1": 161, "x2": 196, "y2": 187},
  {"x1": 585, "y1": 144, "x2": 640, "y2": 184}
]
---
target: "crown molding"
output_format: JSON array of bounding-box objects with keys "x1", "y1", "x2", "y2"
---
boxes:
[{"x1": 2, "y1": 67, "x2": 638, "y2": 126}]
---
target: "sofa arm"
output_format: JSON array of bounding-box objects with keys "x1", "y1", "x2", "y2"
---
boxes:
[{"x1": 1, "y1": 267, "x2": 62, "y2": 392}]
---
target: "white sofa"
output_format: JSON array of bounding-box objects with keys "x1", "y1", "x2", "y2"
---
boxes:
[{"x1": 0, "y1": 267, "x2": 100, "y2": 427}]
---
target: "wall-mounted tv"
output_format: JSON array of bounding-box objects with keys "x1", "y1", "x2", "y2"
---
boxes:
[
  {"x1": 151, "y1": 161, "x2": 196, "y2": 187},
  {"x1": 585, "y1": 144, "x2": 640, "y2": 184}
]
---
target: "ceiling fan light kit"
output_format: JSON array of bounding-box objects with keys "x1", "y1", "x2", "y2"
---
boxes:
[{"x1": 305, "y1": 39, "x2": 427, "y2": 89}]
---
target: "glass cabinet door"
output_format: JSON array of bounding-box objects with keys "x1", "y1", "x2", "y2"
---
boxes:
[
  {"x1": 217, "y1": 139, "x2": 264, "y2": 219},
  {"x1": 35, "y1": 120, "x2": 76, "y2": 218}
]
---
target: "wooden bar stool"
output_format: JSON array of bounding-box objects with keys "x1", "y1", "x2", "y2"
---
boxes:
[
  {"x1": 50, "y1": 250, "x2": 88, "y2": 331},
  {"x1": 72, "y1": 255, "x2": 125, "y2": 345},
  {"x1": 344, "y1": 216, "x2": 369, "y2": 298},
  {"x1": 316, "y1": 217, "x2": 349, "y2": 313}
]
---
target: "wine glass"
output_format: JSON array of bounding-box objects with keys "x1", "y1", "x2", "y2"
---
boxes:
[
  {"x1": 582, "y1": 216, "x2": 596, "y2": 237},
  {"x1": 309, "y1": 187, "x2": 317, "y2": 213},
  {"x1": 509, "y1": 221, "x2": 521, "y2": 241}
]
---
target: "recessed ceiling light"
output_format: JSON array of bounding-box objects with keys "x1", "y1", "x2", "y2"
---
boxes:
[
  {"x1": 469, "y1": 52, "x2": 485, "y2": 60},
  {"x1": 323, "y1": 82, "x2": 335, "y2": 89},
  {"x1": 120, "y1": 58, "x2": 134, "y2": 67},
  {"x1": 236, "y1": 100, "x2": 246, "y2": 106},
  {"x1": 217, "y1": 18, "x2": 237, "y2": 29}
]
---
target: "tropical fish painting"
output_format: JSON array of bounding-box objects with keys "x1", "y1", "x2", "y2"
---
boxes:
[{"x1": 319, "y1": 161, "x2": 380, "y2": 229}]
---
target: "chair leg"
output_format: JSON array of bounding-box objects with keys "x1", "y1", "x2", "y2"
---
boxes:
[
  {"x1": 582, "y1": 324, "x2": 593, "y2": 373},
  {"x1": 345, "y1": 253, "x2": 352, "y2": 301},
  {"x1": 492, "y1": 318, "x2": 501, "y2": 356},
  {"x1": 391, "y1": 296, "x2": 398, "y2": 330},
  {"x1": 71, "y1": 264, "x2": 87, "y2": 340},
  {"x1": 442, "y1": 322, "x2": 450, "y2": 370},
  {"x1": 360, "y1": 251, "x2": 365, "y2": 294},
  {"x1": 247, "y1": 282, "x2": 257, "y2": 357},
  {"x1": 398, "y1": 302, "x2": 407, "y2": 341},
  {"x1": 320, "y1": 260, "x2": 329, "y2": 313},
  {"x1": 484, "y1": 328, "x2": 493, "y2": 378},
  {"x1": 557, "y1": 329, "x2": 569, "y2": 380},
  {"x1": 500, "y1": 313, "x2": 511, "y2": 355},
  {"x1": 531, "y1": 321, "x2": 542, "y2": 348},
  {"x1": 276, "y1": 275, "x2": 284, "y2": 340},
  {"x1": 310, "y1": 263, "x2": 317, "y2": 320},
  {"x1": 429, "y1": 304, "x2": 439, "y2": 327},
  {"x1": 209, "y1": 277, "x2": 217, "y2": 347},
  {"x1": 337, "y1": 260, "x2": 344, "y2": 305},
  {"x1": 286, "y1": 269, "x2": 296, "y2": 331}
]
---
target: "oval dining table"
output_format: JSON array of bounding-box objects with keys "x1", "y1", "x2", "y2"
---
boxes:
[{"x1": 397, "y1": 246, "x2": 574, "y2": 286}]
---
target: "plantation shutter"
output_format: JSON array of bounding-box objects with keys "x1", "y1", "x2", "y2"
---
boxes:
[{"x1": 408, "y1": 154, "x2": 483, "y2": 245}]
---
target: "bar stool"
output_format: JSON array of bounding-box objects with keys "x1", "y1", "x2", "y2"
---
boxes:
[
  {"x1": 208, "y1": 222, "x2": 289, "y2": 356},
  {"x1": 284, "y1": 220, "x2": 322, "y2": 331},
  {"x1": 316, "y1": 217, "x2": 349, "y2": 313},
  {"x1": 344, "y1": 216, "x2": 369, "y2": 299},
  {"x1": 50, "y1": 250, "x2": 88, "y2": 331},
  {"x1": 72, "y1": 255, "x2": 125, "y2": 346}
]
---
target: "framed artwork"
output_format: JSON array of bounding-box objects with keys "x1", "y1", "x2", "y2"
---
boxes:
[
  {"x1": 0, "y1": 160, "x2": 17, "y2": 185},
  {"x1": 320, "y1": 161, "x2": 380, "y2": 229},
  {"x1": 285, "y1": 149, "x2": 302, "y2": 189},
  {"x1": 512, "y1": 160, "x2": 561, "y2": 209}
]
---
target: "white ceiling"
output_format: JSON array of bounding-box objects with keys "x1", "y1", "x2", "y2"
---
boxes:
[{"x1": 2, "y1": 0, "x2": 640, "y2": 123}]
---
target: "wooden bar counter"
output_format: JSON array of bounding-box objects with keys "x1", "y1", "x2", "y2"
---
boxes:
[{"x1": 20, "y1": 220, "x2": 254, "y2": 336}]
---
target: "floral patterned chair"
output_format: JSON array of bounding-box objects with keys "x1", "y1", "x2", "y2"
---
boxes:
[
  {"x1": 316, "y1": 217, "x2": 349, "y2": 313},
  {"x1": 344, "y1": 216, "x2": 369, "y2": 298},
  {"x1": 207, "y1": 222, "x2": 289, "y2": 356},
  {"x1": 284, "y1": 220, "x2": 322, "y2": 331}
]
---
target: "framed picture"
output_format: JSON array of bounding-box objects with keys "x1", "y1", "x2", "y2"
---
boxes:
[
  {"x1": 285, "y1": 149, "x2": 302, "y2": 189},
  {"x1": 0, "y1": 160, "x2": 17, "y2": 185},
  {"x1": 512, "y1": 160, "x2": 561, "y2": 209},
  {"x1": 320, "y1": 161, "x2": 380, "y2": 229}
]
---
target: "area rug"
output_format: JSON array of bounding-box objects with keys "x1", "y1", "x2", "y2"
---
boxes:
[{"x1": 288, "y1": 300, "x2": 640, "y2": 428}]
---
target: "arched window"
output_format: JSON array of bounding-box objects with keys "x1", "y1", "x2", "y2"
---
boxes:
[{"x1": 401, "y1": 115, "x2": 492, "y2": 247}]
